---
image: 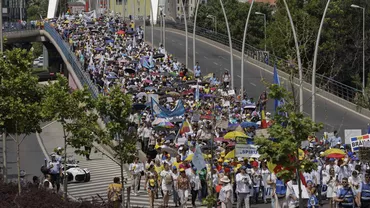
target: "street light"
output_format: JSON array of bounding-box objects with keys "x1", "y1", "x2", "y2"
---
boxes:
[
  {"x1": 351, "y1": 4, "x2": 366, "y2": 95},
  {"x1": 282, "y1": 0, "x2": 303, "y2": 114},
  {"x1": 180, "y1": 0, "x2": 188, "y2": 69},
  {"x1": 312, "y1": 0, "x2": 331, "y2": 123},
  {"x1": 193, "y1": 0, "x2": 201, "y2": 69},
  {"x1": 255, "y1": 11, "x2": 266, "y2": 52},
  {"x1": 219, "y1": 0, "x2": 234, "y2": 89},
  {"x1": 241, "y1": 0, "x2": 255, "y2": 100},
  {"x1": 206, "y1": 15, "x2": 217, "y2": 32}
]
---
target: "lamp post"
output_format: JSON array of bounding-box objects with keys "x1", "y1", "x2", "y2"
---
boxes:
[
  {"x1": 193, "y1": 0, "x2": 200, "y2": 69},
  {"x1": 206, "y1": 15, "x2": 216, "y2": 32},
  {"x1": 163, "y1": 11, "x2": 166, "y2": 48},
  {"x1": 180, "y1": 0, "x2": 188, "y2": 69},
  {"x1": 241, "y1": 0, "x2": 254, "y2": 100},
  {"x1": 255, "y1": 11, "x2": 266, "y2": 52},
  {"x1": 159, "y1": 7, "x2": 163, "y2": 45},
  {"x1": 282, "y1": 0, "x2": 303, "y2": 113},
  {"x1": 219, "y1": 0, "x2": 234, "y2": 89},
  {"x1": 312, "y1": 0, "x2": 331, "y2": 123},
  {"x1": 351, "y1": 4, "x2": 366, "y2": 95},
  {"x1": 143, "y1": 0, "x2": 146, "y2": 42},
  {"x1": 149, "y1": 0, "x2": 154, "y2": 46}
]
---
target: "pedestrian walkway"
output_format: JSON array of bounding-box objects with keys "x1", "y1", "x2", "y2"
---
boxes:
[
  {"x1": 129, "y1": 174, "x2": 205, "y2": 208},
  {"x1": 38, "y1": 121, "x2": 132, "y2": 203}
]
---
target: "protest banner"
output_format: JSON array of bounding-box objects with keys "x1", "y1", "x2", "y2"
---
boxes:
[
  {"x1": 350, "y1": 134, "x2": 370, "y2": 152},
  {"x1": 235, "y1": 137, "x2": 260, "y2": 158}
]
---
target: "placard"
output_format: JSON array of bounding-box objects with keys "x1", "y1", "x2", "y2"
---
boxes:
[
  {"x1": 293, "y1": 185, "x2": 309, "y2": 199},
  {"x1": 351, "y1": 134, "x2": 370, "y2": 152},
  {"x1": 235, "y1": 144, "x2": 260, "y2": 158},
  {"x1": 345, "y1": 129, "x2": 362, "y2": 145}
]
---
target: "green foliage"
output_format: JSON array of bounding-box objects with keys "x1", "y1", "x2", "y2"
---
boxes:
[
  {"x1": 0, "y1": 48, "x2": 43, "y2": 135},
  {"x1": 41, "y1": 75, "x2": 101, "y2": 156},
  {"x1": 254, "y1": 83, "x2": 323, "y2": 181},
  {"x1": 96, "y1": 85, "x2": 137, "y2": 164},
  {"x1": 31, "y1": 42, "x2": 43, "y2": 58},
  {"x1": 27, "y1": 0, "x2": 48, "y2": 20},
  {"x1": 197, "y1": 0, "x2": 370, "y2": 89},
  {"x1": 202, "y1": 194, "x2": 217, "y2": 208}
]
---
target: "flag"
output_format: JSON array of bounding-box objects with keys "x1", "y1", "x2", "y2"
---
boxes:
[
  {"x1": 179, "y1": 119, "x2": 193, "y2": 135},
  {"x1": 273, "y1": 64, "x2": 281, "y2": 112},
  {"x1": 195, "y1": 82, "x2": 200, "y2": 102},
  {"x1": 192, "y1": 144, "x2": 206, "y2": 171}
]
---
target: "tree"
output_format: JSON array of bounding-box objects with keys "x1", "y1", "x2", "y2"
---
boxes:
[
  {"x1": 41, "y1": 75, "x2": 98, "y2": 199},
  {"x1": 26, "y1": 0, "x2": 48, "y2": 21},
  {"x1": 254, "y1": 81, "x2": 323, "y2": 208},
  {"x1": 0, "y1": 48, "x2": 43, "y2": 194},
  {"x1": 96, "y1": 85, "x2": 137, "y2": 207}
]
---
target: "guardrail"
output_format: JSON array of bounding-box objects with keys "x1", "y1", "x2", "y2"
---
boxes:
[
  {"x1": 43, "y1": 23, "x2": 100, "y2": 99},
  {"x1": 165, "y1": 21, "x2": 361, "y2": 103}
]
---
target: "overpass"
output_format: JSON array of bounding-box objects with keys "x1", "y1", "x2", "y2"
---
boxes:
[{"x1": 3, "y1": 24, "x2": 370, "y2": 138}]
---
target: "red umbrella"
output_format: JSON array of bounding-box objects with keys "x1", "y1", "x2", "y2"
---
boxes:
[
  {"x1": 117, "y1": 30, "x2": 125, "y2": 35},
  {"x1": 326, "y1": 153, "x2": 346, "y2": 159}
]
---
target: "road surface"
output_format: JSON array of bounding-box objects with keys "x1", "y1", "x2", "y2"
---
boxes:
[{"x1": 145, "y1": 27, "x2": 369, "y2": 139}]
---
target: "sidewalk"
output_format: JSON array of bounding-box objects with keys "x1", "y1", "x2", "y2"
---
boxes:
[{"x1": 37, "y1": 121, "x2": 132, "y2": 202}]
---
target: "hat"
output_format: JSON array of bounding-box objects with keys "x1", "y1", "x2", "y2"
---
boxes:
[
  {"x1": 179, "y1": 146, "x2": 184, "y2": 150},
  {"x1": 340, "y1": 146, "x2": 344, "y2": 149},
  {"x1": 173, "y1": 166, "x2": 177, "y2": 170},
  {"x1": 329, "y1": 158, "x2": 335, "y2": 162},
  {"x1": 238, "y1": 157, "x2": 244, "y2": 162},
  {"x1": 218, "y1": 158, "x2": 224, "y2": 162},
  {"x1": 241, "y1": 166, "x2": 247, "y2": 170},
  {"x1": 192, "y1": 167, "x2": 197, "y2": 171},
  {"x1": 179, "y1": 168, "x2": 185, "y2": 172},
  {"x1": 164, "y1": 140, "x2": 170, "y2": 144},
  {"x1": 220, "y1": 176, "x2": 230, "y2": 183}
]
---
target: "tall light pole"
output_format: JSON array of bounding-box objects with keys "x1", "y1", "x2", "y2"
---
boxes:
[
  {"x1": 312, "y1": 0, "x2": 331, "y2": 122},
  {"x1": 122, "y1": 0, "x2": 126, "y2": 21},
  {"x1": 163, "y1": 11, "x2": 166, "y2": 48},
  {"x1": 255, "y1": 11, "x2": 266, "y2": 52},
  {"x1": 143, "y1": 0, "x2": 146, "y2": 42},
  {"x1": 149, "y1": 0, "x2": 154, "y2": 46},
  {"x1": 283, "y1": 0, "x2": 303, "y2": 113},
  {"x1": 193, "y1": 0, "x2": 200, "y2": 69},
  {"x1": 207, "y1": 15, "x2": 216, "y2": 32},
  {"x1": 180, "y1": 0, "x2": 188, "y2": 69},
  {"x1": 159, "y1": 7, "x2": 163, "y2": 45},
  {"x1": 351, "y1": 4, "x2": 366, "y2": 95},
  {"x1": 219, "y1": 0, "x2": 234, "y2": 89},
  {"x1": 241, "y1": 0, "x2": 254, "y2": 100}
]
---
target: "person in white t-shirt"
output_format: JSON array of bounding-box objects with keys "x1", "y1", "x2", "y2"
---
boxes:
[
  {"x1": 129, "y1": 157, "x2": 144, "y2": 196},
  {"x1": 160, "y1": 163, "x2": 173, "y2": 207},
  {"x1": 236, "y1": 166, "x2": 252, "y2": 208}
]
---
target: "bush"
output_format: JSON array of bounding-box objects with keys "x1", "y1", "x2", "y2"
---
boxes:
[{"x1": 0, "y1": 180, "x2": 112, "y2": 208}]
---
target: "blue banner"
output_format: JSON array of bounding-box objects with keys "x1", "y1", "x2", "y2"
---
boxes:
[{"x1": 151, "y1": 98, "x2": 185, "y2": 118}]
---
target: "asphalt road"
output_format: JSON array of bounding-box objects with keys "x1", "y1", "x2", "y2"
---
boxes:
[
  {"x1": 0, "y1": 123, "x2": 48, "y2": 182},
  {"x1": 145, "y1": 27, "x2": 369, "y2": 139}
]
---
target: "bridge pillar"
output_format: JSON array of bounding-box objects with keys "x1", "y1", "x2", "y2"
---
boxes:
[
  {"x1": 42, "y1": 45, "x2": 49, "y2": 70},
  {"x1": 42, "y1": 42, "x2": 63, "y2": 77}
]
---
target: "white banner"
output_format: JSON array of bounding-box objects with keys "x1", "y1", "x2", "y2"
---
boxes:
[{"x1": 235, "y1": 144, "x2": 260, "y2": 158}]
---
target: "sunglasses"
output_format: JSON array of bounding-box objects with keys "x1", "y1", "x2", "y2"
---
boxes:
[{"x1": 342, "y1": 181, "x2": 348, "y2": 183}]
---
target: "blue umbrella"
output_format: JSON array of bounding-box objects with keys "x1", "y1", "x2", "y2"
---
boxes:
[
  {"x1": 145, "y1": 86, "x2": 156, "y2": 91},
  {"x1": 95, "y1": 47, "x2": 104, "y2": 51},
  {"x1": 240, "y1": 122, "x2": 259, "y2": 128}
]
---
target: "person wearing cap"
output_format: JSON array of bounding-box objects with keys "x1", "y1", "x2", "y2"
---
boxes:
[
  {"x1": 177, "y1": 168, "x2": 191, "y2": 208},
  {"x1": 219, "y1": 175, "x2": 233, "y2": 208},
  {"x1": 328, "y1": 130, "x2": 342, "y2": 148},
  {"x1": 47, "y1": 154, "x2": 62, "y2": 193},
  {"x1": 129, "y1": 157, "x2": 144, "y2": 196},
  {"x1": 188, "y1": 166, "x2": 201, "y2": 207},
  {"x1": 146, "y1": 172, "x2": 157, "y2": 208},
  {"x1": 324, "y1": 167, "x2": 338, "y2": 208},
  {"x1": 236, "y1": 166, "x2": 252, "y2": 208},
  {"x1": 251, "y1": 160, "x2": 262, "y2": 204}
]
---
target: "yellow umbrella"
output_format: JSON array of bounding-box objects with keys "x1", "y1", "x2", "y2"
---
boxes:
[
  {"x1": 225, "y1": 150, "x2": 235, "y2": 159},
  {"x1": 224, "y1": 131, "x2": 248, "y2": 139},
  {"x1": 186, "y1": 153, "x2": 207, "y2": 161},
  {"x1": 323, "y1": 148, "x2": 345, "y2": 156}
]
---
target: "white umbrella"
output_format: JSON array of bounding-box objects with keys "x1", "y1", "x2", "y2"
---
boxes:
[{"x1": 152, "y1": 118, "x2": 168, "y2": 126}]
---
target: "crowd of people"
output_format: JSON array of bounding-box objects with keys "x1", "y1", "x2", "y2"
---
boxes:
[{"x1": 50, "y1": 11, "x2": 370, "y2": 208}]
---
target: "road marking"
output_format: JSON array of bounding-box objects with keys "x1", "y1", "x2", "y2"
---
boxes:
[
  {"x1": 171, "y1": 40, "x2": 175, "y2": 42},
  {"x1": 204, "y1": 56, "x2": 209, "y2": 59},
  {"x1": 219, "y1": 56, "x2": 226, "y2": 60},
  {"x1": 237, "y1": 75, "x2": 241, "y2": 78},
  {"x1": 213, "y1": 62, "x2": 218, "y2": 65},
  {"x1": 196, "y1": 51, "x2": 199, "y2": 54},
  {"x1": 179, "y1": 43, "x2": 183, "y2": 46},
  {"x1": 164, "y1": 28, "x2": 370, "y2": 121},
  {"x1": 224, "y1": 68, "x2": 229, "y2": 71},
  {"x1": 250, "y1": 82, "x2": 256, "y2": 86}
]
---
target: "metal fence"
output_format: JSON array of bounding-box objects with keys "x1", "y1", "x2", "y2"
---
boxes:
[
  {"x1": 165, "y1": 21, "x2": 361, "y2": 103},
  {"x1": 43, "y1": 23, "x2": 100, "y2": 99}
]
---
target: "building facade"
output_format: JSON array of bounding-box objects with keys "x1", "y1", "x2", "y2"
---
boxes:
[{"x1": 108, "y1": 0, "x2": 151, "y2": 20}]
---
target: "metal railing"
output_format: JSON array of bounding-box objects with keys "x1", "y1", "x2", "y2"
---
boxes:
[
  {"x1": 43, "y1": 23, "x2": 100, "y2": 99},
  {"x1": 165, "y1": 21, "x2": 361, "y2": 103}
]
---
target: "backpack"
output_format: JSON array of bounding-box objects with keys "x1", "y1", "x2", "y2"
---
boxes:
[
  {"x1": 165, "y1": 173, "x2": 173, "y2": 185},
  {"x1": 275, "y1": 179, "x2": 287, "y2": 198}
]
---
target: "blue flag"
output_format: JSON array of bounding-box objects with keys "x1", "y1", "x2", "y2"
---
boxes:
[{"x1": 273, "y1": 65, "x2": 281, "y2": 112}]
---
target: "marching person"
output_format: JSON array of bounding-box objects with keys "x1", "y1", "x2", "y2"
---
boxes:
[
  {"x1": 334, "y1": 177, "x2": 356, "y2": 208},
  {"x1": 356, "y1": 171, "x2": 370, "y2": 208},
  {"x1": 219, "y1": 176, "x2": 233, "y2": 208},
  {"x1": 236, "y1": 166, "x2": 252, "y2": 208},
  {"x1": 129, "y1": 157, "x2": 144, "y2": 196},
  {"x1": 107, "y1": 177, "x2": 123, "y2": 208},
  {"x1": 47, "y1": 154, "x2": 62, "y2": 193},
  {"x1": 160, "y1": 162, "x2": 173, "y2": 208},
  {"x1": 177, "y1": 168, "x2": 191, "y2": 208}
]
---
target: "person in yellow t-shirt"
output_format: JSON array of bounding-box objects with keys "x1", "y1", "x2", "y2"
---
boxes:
[
  {"x1": 154, "y1": 159, "x2": 164, "y2": 198},
  {"x1": 107, "y1": 177, "x2": 122, "y2": 208},
  {"x1": 172, "y1": 155, "x2": 183, "y2": 170}
]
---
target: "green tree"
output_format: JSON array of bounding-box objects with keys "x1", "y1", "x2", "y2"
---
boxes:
[
  {"x1": 26, "y1": 0, "x2": 48, "y2": 20},
  {"x1": 96, "y1": 85, "x2": 137, "y2": 207},
  {"x1": 0, "y1": 48, "x2": 43, "y2": 194},
  {"x1": 41, "y1": 75, "x2": 98, "y2": 199},
  {"x1": 254, "y1": 81, "x2": 323, "y2": 208}
]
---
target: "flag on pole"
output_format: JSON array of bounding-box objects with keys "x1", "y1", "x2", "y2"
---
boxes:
[
  {"x1": 273, "y1": 64, "x2": 281, "y2": 112},
  {"x1": 179, "y1": 119, "x2": 193, "y2": 135},
  {"x1": 192, "y1": 144, "x2": 206, "y2": 171}
]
